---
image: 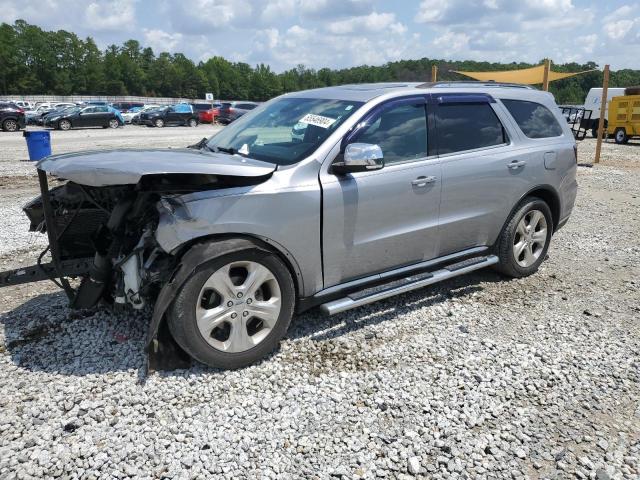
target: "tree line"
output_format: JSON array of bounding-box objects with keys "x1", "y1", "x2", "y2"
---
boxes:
[{"x1": 2, "y1": 20, "x2": 639, "y2": 104}]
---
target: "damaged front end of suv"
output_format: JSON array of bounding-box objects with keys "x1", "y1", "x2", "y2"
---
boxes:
[{"x1": 1, "y1": 148, "x2": 275, "y2": 370}]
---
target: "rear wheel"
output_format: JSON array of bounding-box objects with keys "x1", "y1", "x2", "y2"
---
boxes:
[
  {"x1": 614, "y1": 128, "x2": 629, "y2": 144},
  {"x1": 167, "y1": 248, "x2": 295, "y2": 369},
  {"x1": 59, "y1": 119, "x2": 71, "y2": 131},
  {"x1": 154, "y1": 118, "x2": 165, "y2": 128},
  {"x1": 2, "y1": 119, "x2": 18, "y2": 132},
  {"x1": 108, "y1": 119, "x2": 119, "y2": 129},
  {"x1": 188, "y1": 118, "x2": 198, "y2": 127},
  {"x1": 495, "y1": 197, "x2": 553, "y2": 278}
]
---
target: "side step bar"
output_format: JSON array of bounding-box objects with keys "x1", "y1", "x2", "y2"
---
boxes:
[{"x1": 320, "y1": 255, "x2": 498, "y2": 316}]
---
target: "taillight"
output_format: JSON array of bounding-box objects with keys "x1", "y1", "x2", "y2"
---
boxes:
[{"x1": 17, "y1": 108, "x2": 24, "y2": 113}]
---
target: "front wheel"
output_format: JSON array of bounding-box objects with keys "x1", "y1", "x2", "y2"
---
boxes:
[
  {"x1": 154, "y1": 118, "x2": 165, "y2": 128},
  {"x1": 188, "y1": 118, "x2": 198, "y2": 127},
  {"x1": 59, "y1": 119, "x2": 71, "y2": 131},
  {"x1": 495, "y1": 197, "x2": 553, "y2": 278},
  {"x1": 2, "y1": 119, "x2": 18, "y2": 132},
  {"x1": 167, "y1": 248, "x2": 295, "y2": 369}
]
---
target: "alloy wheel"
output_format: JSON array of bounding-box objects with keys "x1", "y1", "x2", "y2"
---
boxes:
[
  {"x1": 3, "y1": 120, "x2": 18, "y2": 132},
  {"x1": 513, "y1": 209, "x2": 547, "y2": 268},
  {"x1": 109, "y1": 119, "x2": 119, "y2": 129},
  {"x1": 59, "y1": 120, "x2": 71, "y2": 130},
  {"x1": 195, "y1": 260, "x2": 282, "y2": 353},
  {"x1": 155, "y1": 119, "x2": 164, "y2": 127}
]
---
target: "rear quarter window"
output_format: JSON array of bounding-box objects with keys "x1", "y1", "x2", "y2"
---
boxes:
[{"x1": 502, "y1": 99, "x2": 563, "y2": 138}]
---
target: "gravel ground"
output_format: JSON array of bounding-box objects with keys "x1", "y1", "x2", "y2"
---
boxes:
[{"x1": 0, "y1": 132, "x2": 638, "y2": 479}]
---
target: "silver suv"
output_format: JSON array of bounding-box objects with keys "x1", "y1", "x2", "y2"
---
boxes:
[{"x1": 12, "y1": 82, "x2": 577, "y2": 369}]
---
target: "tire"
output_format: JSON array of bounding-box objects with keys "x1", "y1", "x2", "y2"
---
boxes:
[
  {"x1": 59, "y1": 119, "x2": 71, "y2": 131},
  {"x1": 108, "y1": 119, "x2": 119, "y2": 129},
  {"x1": 154, "y1": 118, "x2": 164, "y2": 128},
  {"x1": 2, "y1": 119, "x2": 18, "y2": 132},
  {"x1": 167, "y1": 248, "x2": 295, "y2": 369},
  {"x1": 188, "y1": 118, "x2": 198, "y2": 127},
  {"x1": 614, "y1": 128, "x2": 628, "y2": 144},
  {"x1": 494, "y1": 197, "x2": 553, "y2": 278}
]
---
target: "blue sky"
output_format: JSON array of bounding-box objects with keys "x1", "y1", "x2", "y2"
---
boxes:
[{"x1": 1, "y1": 0, "x2": 638, "y2": 70}]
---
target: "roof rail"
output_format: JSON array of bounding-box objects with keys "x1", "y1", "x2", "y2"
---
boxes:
[{"x1": 417, "y1": 81, "x2": 534, "y2": 90}]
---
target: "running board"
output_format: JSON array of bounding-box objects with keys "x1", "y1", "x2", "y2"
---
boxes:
[{"x1": 319, "y1": 255, "x2": 498, "y2": 316}]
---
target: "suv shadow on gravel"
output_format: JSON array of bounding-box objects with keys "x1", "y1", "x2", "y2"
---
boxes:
[{"x1": 0, "y1": 269, "x2": 504, "y2": 375}]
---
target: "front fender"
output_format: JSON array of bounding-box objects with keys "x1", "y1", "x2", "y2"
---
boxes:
[{"x1": 155, "y1": 183, "x2": 322, "y2": 297}]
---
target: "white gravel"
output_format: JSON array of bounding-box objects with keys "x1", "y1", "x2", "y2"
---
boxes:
[{"x1": 0, "y1": 133, "x2": 639, "y2": 479}]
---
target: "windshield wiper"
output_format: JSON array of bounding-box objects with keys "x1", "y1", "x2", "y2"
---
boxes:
[{"x1": 214, "y1": 146, "x2": 236, "y2": 155}]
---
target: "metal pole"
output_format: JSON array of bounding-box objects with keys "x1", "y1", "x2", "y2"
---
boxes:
[
  {"x1": 37, "y1": 169, "x2": 75, "y2": 299},
  {"x1": 594, "y1": 64, "x2": 610, "y2": 164},
  {"x1": 432, "y1": 65, "x2": 438, "y2": 82},
  {"x1": 542, "y1": 59, "x2": 551, "y2": 91}
]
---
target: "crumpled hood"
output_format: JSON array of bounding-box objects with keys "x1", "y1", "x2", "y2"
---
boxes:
[{"x1": 37, "y1": 148, "x2": 276, "y2": 187}]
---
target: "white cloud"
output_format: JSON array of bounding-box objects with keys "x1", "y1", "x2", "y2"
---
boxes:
[
  {"x1": 84, "y1": 0, "x2": 137, "y2": 31},
  {"x1": 143, "y1": 29, "x2": 183, "y2": 53},
  {"x1": 415, "y1": 0, "x2": 450, "y2": 23},
  {"x1": 167, "y1": 0, "x2": 253, "y2": 34},
  {"x1": 327, "y1": 12, "x2": 406, "y2": 35}
]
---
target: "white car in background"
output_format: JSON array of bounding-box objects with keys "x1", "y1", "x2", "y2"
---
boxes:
[
  {"x1": 10, "y1": 100, "x2": 34, "y2": 110},
  {"x1": 125, "y1": 105, "x2": 161, "y2": 124}
]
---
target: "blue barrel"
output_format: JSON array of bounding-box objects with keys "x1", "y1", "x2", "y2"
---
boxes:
[{"x1": 23, "y1": 130, "x2": 52, "y2": 161}]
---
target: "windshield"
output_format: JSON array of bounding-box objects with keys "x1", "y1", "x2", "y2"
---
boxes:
[{"x1": 206, "y1": 97, "x2": 363, "y2": 165}]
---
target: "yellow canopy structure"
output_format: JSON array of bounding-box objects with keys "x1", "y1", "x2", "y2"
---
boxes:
[{"x1": 452, "y1": 64, "x2": 596, "y2": 85}]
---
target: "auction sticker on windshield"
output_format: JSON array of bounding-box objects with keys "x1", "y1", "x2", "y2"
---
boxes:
[{"x1": 299, "y1": 113, "x2": 336, "y2": 129}]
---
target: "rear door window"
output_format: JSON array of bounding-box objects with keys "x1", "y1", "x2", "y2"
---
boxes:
[
  {"x1": 435, "y1": 103, "x2": 507, "y2": 154},
  {"x1": 502, "y1": 99, "x2": 563, "y2": 138}
]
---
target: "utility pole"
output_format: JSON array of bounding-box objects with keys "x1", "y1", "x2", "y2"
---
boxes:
[
  {"x1": 594, "y1": 64, "x2": 610, "y2": 164},
  {"x1": 431, "y1": 65, "x2": 438, "y2": 82},
  {"x1": 542, "y1": 59, "x2": 551, "y2": 91}
]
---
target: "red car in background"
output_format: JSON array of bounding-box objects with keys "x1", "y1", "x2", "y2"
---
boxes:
[{"x1": 198, "y1": 103, "x2": 222, "y2": 123}]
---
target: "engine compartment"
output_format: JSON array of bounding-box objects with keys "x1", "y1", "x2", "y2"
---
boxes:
[{"x1": 21, "y1": 172, "x2": 270, "y2": 311}]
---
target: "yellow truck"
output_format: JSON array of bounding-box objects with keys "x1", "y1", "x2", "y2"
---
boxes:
[{"x1": 608, "y1": 87, "x2": 640, "y2": 144}]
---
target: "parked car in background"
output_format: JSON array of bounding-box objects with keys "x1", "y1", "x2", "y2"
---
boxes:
[
  {"x1": 139, "y1": 103, "x2": 199, "y2": 127},
  {"x1": 39, "y1": 105, "x2": 78, "y2": 125},
  {"x1": 198, "y1": 102, "x2": 222, "y2": 123},
  {"x1": 43, "y1": 105, "x2": 122, "y2": 130},
  {"x1": 0, "y1": 102, "x2": 26, "y2": 132},
  {"x1": 191, "y1": 103, "x2": 212, "y2": 114},
  {"x1": 52, "y1": 102, "x2": 77, "y2": 110},
  {"x1": 216, "y1": 101, "x2": 260, "y2": 124},
  {"x1": 25, "y1": 105, "x2": 54, "y2": 125},
  {"x1": 111, "y1": 102, "x2": 144, "y2": 113},
  {"x1": 10, "y1": 100, "x2": 34, "y2": 110},
  {"x1": 130, "y1": 105, "x2": 162, "y2": 125}
]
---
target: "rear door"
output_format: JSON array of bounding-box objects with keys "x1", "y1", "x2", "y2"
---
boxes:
[
  {"x1": 94, "y1": 106, "x2": 112, "y2": 126},
  {"x1": 434, "y1": 94, "x2": 528, "y2": 256},
  {"x1": 320, "y1": 97, "x2": 442, "y2": 287}
]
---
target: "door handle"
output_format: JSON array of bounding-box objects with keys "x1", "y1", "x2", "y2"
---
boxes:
[
  {"x1": 507, "y1": 160, "x2": 527, "y2": 170},
  {"x1": 412, "y1": 176, "x2": 437, "y2": 187}
]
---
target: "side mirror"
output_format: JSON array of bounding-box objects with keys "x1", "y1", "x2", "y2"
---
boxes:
[{"x1": 332, "y1": 143, "x2": 384, "y2": 174}]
